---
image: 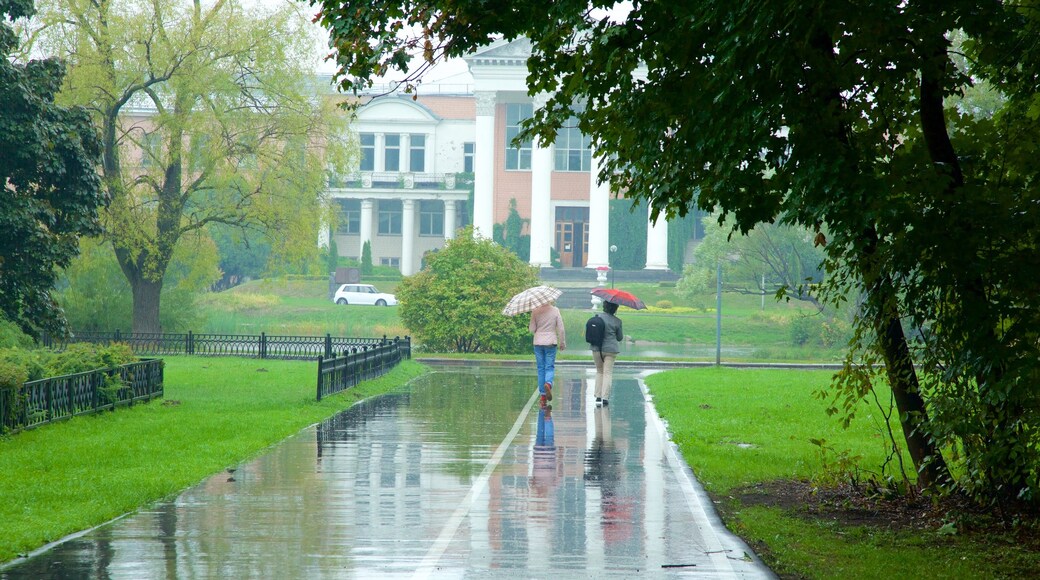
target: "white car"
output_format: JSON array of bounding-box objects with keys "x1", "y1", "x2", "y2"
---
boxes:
[{"x1": 333, "y1": 284, "x2": 397, "y2": 306}]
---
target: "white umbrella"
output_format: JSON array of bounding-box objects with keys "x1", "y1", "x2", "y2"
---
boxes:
[{"x1": 502, "y1": 285, "x2": 563, "y2": 316}]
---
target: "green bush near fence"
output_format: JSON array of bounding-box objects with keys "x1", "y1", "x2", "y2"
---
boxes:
[{"x1": 0, "y1": 344, "x2": 140, "y2": 431}]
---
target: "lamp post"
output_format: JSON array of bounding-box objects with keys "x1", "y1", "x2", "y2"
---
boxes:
[{"x1": 609, "y1": 245, "x2": 617, "y2": 289}]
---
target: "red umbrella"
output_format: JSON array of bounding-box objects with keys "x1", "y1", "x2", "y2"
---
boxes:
[{"x1": 590, "y1": 288, "x2": 647, "y2": 310}]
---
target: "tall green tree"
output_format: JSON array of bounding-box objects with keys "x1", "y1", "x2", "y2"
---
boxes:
[
  {"x1": 313, "y1": 1, "x2": 1040, "y2": 504},
  {"x1": 30, "y1": 0, "x2": 348, "y2": 333},
  {"x1": 0, "y1": 0, "x2": 105, "y2": 338},
  {"x1": 397, "y1": 226, "x2": 536, "y2": 353},
  {"x1": 679, "y1": 212, "x2": 826, "y2": 308}
]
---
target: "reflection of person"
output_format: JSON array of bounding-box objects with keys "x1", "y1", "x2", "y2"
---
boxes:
[
  {"x1": 531, "y1": 405, "x2": 558, "y2": 493},
  {"x1": 584, "y1": 406, "x2": 632, "y2": 543},
  {"x1": 591, "y1": 301, "x2": 623, "y2": 406},
  {"x1": 530, "y1": 301, "x2": 566, "y2": 405}
]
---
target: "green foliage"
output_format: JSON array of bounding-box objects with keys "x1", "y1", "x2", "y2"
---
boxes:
[
  {"x1": 361, "y1": 241, "x2": 373, "y2": 275},
  {"x1": 307, "y1": 0, "x2": 1040, "y2": 502},
  {"x1": 0, "y1": 319, "x2": 33, "y2": 349},
  {"x1": 0, "y1": 0, "x2": 105, "y2": 339},
  {"x1": 58, "y1": 236, "x2": 219, "y2": 332},
  {"x1": 209, "y1": 224, "x2": 271, "y2": 286},
  {"x1": 680, "y1": 212, "x2": 826, "y2": 306},
  {"x1": 326, "y1": 236, "x2": 339, "y2": 274},
  {"x1": 493, "y1": 198, "x2": 530, "y2": 262},
  {"x1": 607, "y1": 199, "x2": 647, "y2": 270},
  {"x1": 31, "y1": 0, "x2": 348, "y2": 333},
  {"x1": 397, "y1": 226, "x2": 537, "y2": 353}
]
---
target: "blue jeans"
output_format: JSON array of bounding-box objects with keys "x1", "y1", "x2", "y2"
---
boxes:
[{"x1": 533, "y1": 345, "x2": 557, "y2": 394}]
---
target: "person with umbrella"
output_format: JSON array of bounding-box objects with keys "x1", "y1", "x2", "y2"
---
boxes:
[
  {"x1": 504, "y1": 286, "x2": 567, "y2": 406},
  {"x1": 591, "y1": 301, "x2": 624, "y2": 406},
  {"x1": 530, "y1": 300, "x2": 566, "y2": 406}
]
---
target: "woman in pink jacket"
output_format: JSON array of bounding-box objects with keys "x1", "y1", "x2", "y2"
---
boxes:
[{"x1": 530, "y1": 301, "x2": 566, "y2": 406}]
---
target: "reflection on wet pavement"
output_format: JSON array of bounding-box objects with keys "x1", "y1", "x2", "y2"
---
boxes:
[{"x1": 2, "y1": 366, "x2": 773, "y2": 579}]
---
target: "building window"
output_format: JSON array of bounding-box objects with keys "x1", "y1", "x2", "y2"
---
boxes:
[
  {"x1": 384, "y1": 134, "x2": 400, "y2": 171},
  {"x1": 378, "y1": 200, "x2": 402, "y2": 235},
  {"x1": 337, "y1": 199, "x2": 360, "y2": 234},
  {"x1": 419, "y1": 201, "x2": 444, "y2": 236},
  {"x1": 141, "y1": 132, "x2": 162, "y2": 167},
  {"x1": 409, "y1": 134, "x2": 425, "y2": 172},
  {"x1": 554, "y1": 120, "x2": 592, "y2": 171},
  {"x1": 359, "y1": 133, "x2": 375, "y2": 171},
  {"x1": 189, "y1": 134, "x2": 209, "y2": 172},
  {"x1": 505, "y1": 103, "x2": 532, "y2": 171},
  {"x1": 379, "y1": 257, "x2": 400, "y2": 268},
  {"x1": 463, "y1": 142, "x2": 474, "y2": 173}
]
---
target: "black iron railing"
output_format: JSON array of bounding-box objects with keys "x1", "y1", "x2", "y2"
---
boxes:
[
  {"x1": 316, "y1": 337, "x2": 411, "y2": 401},
  {"x1": 0, "y1": 359, "x2": 164, "y2": 434},
  {"x1": 44, "y1": 331, "x2": 399, "y2": 360}
]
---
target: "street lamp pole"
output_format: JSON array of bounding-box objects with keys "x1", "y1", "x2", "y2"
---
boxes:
[{"x1": 609, "y1": 245, "x2": 617, "y2": 289}]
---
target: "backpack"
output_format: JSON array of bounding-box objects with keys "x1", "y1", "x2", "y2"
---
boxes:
[{"x1": 585, "y1": 314, "x2": 606, "y2": 347}]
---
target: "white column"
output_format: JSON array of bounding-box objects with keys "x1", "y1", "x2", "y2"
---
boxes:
[
  {"x1": 473, "y1": 91, "x2": 496, "y2": 238},
  {"x1": 443, "y1": 199, "x2": 457, "y2": 240},
  {"x1": 586, "y1": 151, "x2": 610, "y2": 269},
  {"x1": 401, "y1": 199, "x2": 416, "y2": 275},
  {"x1": 645, "y1": 205, "x2": 669, "y2": 270},
  {"x1": 359, "y1": 199, "x2": 374, "y2": 259},
  {"x1": 529, "y1": 134, "x2": 553, "y2": 267},
  {"x1": 375, "y1": 133, "x2": 386, "y2": 172}
]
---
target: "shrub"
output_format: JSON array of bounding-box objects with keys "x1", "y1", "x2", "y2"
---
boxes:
[
  {"x1": 397, "y1": 227, "x2": 537, "y2": 353},
  {"x1": 655, "y1": 300, "x2": 674, "y2": 309}
]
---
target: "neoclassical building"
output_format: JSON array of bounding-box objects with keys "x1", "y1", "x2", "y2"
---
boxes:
[{"x1": 328, "y1": 37, "x2": 671, "y2": 276}]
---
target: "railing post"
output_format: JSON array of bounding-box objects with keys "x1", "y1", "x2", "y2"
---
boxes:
[
  {"x1": 316, "y1": 355, "x2": 324, "y2": 401},
  {"x1": 260, "y1": 332, "x2": 267, "y2": 359},
  {"x1": 114, "y1": 329, "x2": 121, "y2": 343},
  {"x1": 187, "y1": 331, "x2": 194, "y2": 355},
  {"x1": 325, "y1": 334, "x2": 332, "y2": 359}
]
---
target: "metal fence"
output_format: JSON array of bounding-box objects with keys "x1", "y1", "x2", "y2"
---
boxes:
[
  {"x1": 317, "y1": 337, "x2": 411, "y2": 401},
  {"x1": 44, "y1": 330, "x2": 401, "y2": 360},
  {"x1": 0, "y1": 359, "x2": 164, "y2": 434}
]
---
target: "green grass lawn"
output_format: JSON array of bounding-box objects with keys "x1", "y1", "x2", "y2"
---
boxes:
[
  {"x1": 646, "y1": 367, "x2": 1040, "y2": 579},
  {"x1": 0, "y1": 356, "x2": 425, "y2": 564}
]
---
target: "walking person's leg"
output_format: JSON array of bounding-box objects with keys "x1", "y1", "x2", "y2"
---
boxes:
[
  {"x1": 601, "y1": 353, "x2": 617, "y2": 404},
  {"x1": 599, "y1": 349, "x2": 607, "y2": 405},
  {"x1": 534, "y1": 345, "x2": 547, "y2": 395},
  {"x1": 543, "y1": 345, "x2": 557, "y2": 400}
]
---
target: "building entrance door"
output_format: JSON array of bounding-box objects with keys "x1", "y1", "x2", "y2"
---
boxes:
[{"x1": 554, "y1": 207, "x2": 590, "y2": 267}]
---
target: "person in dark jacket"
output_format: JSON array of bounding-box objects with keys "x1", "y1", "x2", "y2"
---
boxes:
[{"x1": 591, "y1": 301, "x2": 623, "y2": 405}]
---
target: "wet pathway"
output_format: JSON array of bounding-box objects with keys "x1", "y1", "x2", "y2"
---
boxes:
[{"x1": 2, "y1": 366, "x2": 773, "y2": 579}]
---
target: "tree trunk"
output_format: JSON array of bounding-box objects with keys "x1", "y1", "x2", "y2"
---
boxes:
[
  {"x1": 872, "y1": 282, "x2": 951, "y2": 490},
  {"x1": 130, "y1": 273, "x2": 164, "y2": 334}
]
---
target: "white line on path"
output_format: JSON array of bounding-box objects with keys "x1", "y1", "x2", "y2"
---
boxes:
[{"x1": 413, "y1": 389, "x2": 540, "y2": 579}]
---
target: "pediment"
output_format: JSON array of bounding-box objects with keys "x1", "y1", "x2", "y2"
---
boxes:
[{"x1": 356, "y1": 97, "x2": 439, "y2": 123}]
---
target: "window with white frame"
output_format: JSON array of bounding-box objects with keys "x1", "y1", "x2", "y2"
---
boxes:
[
  {"x1": 337, "y1": 199, "x2": 360, "y2": 234},
  {"x1": 554, "y1": 120, "x2": 592, "y2": 171},
  {"x1": 384, "y1": 134, "x2": 400, "y2": 171},
  {"x1": 379, "y1": 257, "x2": 400, "y2": 268},
  {"x1": 419, "y1": 201, "x2": 444, "y2": 236},
  {"x1": 408, "y1": 134, "x2": 425, "y2": 172},
  {"x1": 505, "y1": 103, "x2": 532, "y2": 170},
  {"x1": 463, "y1": 142, "x2": 474, "y2": 173},
  {"x1": 359, "y1": 133, "x2": 375, "y2": 171},
  {"x1": 378, "y1": 200, "x2": 402, "y2": 235}
]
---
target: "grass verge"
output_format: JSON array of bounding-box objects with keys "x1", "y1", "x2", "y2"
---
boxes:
[
  {"x1": 0, "y1": 356, "x2": 426, "y2": 564},
  {"x1": 645, "y1": 367, "x2": 1040, "y2": 578}
]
